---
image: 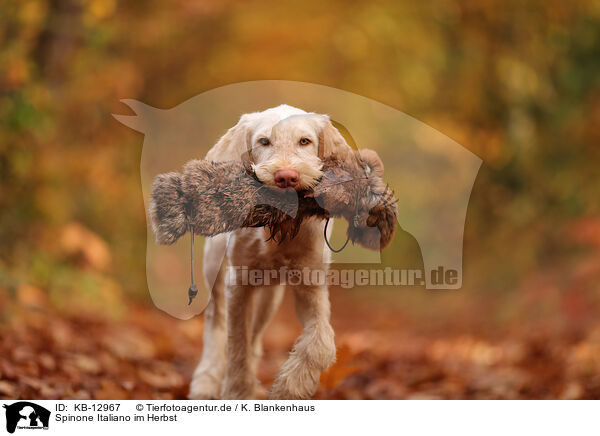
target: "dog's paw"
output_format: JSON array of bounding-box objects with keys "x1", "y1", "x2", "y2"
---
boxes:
[
  {"x1": 269, "y1": 325, "x2": 336, "y2": 400},
  {"x1": 220, "y1": 377, "x2": 254, "y2": 400},
  {"x1": 188, "y1": 372, "x2": 222, "y2": 400},
  {"x1": 269, "y1": 362, "x2": 320, "y2": 400}
]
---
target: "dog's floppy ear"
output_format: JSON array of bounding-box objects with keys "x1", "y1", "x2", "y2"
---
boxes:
[
  {"x1": 317, "y1": 116, "x2": 354, "y2": 162},
  {"x1": 205, "y1": 114, "x2": 253, "y2": 163}
]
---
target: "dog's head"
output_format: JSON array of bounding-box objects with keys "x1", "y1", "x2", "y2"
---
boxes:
[
  {"x1": 251, "y1": 113, "x2": 354, "y2": 191},
  {"x1": 206, "y1": 105, "x2": 355, "y2": 191}
]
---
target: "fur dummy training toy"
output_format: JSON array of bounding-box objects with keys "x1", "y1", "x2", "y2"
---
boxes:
[
  {"x1": 149, "y1": 149, "x2": 398, "y2": 251},
  {"x1": 149, "y1": 149, "x2": 397, "y2": 305}
]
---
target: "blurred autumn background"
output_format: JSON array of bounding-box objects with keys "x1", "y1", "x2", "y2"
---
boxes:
[{"x1": 2, "y1": 0, "x2": 600, "y2": 400}]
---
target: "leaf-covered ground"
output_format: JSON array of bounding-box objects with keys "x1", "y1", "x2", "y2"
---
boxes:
[{"x1": 2, "y1": 285, "x2": 600, "y2": 401}]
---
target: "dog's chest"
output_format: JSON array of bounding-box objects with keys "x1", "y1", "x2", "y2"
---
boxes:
[{"x1": 228, "y1": 220, "x2": 326, "y2": 269}]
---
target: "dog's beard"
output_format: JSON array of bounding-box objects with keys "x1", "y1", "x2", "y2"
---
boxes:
[{"x1": 252, "y1": 157, "x2": 323, "y2": 191}]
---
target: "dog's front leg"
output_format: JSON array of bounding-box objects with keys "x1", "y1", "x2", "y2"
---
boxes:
[
  {"x1": 220, "y1": 283, "x2": 255, "y2": 400},
  {"x1": 189, "y1": 235, "x2": 229, "y2": 400},
  {"x1": 269, "y1": 284, "x2": 336, "y2": 400},
  {"x1": 189, "y1": 278, "x2": 226, "y2": 399},
  {"x1": 248, "y1": 285, "x2": 285, "y2": 399}
]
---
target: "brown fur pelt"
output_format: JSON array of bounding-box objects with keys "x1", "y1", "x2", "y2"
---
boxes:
[{"x1": 149, "y1": 149, "x2": 397, "y2": 251}]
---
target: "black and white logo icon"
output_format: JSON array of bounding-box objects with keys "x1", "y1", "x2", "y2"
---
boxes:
[{"x1": 2, "y1": 402, "x2": 50, "y2": 434}]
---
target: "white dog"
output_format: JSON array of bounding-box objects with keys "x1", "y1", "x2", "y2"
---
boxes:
[{"x1": 189, "y1": 105, "x2": 354, "y2": 400}]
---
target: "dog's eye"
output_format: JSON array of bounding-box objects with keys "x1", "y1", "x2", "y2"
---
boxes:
[
  {"x1": 299, "y1": 137, "x2": 311, "y2": 146},
  {"x1": 258, "y1": 137, "x2": 270, "y2": 146}
]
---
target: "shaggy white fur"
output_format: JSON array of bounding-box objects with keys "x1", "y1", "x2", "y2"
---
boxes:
[{"x1": 189, "y1": 104, "x2": 354, "y2": 400}]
